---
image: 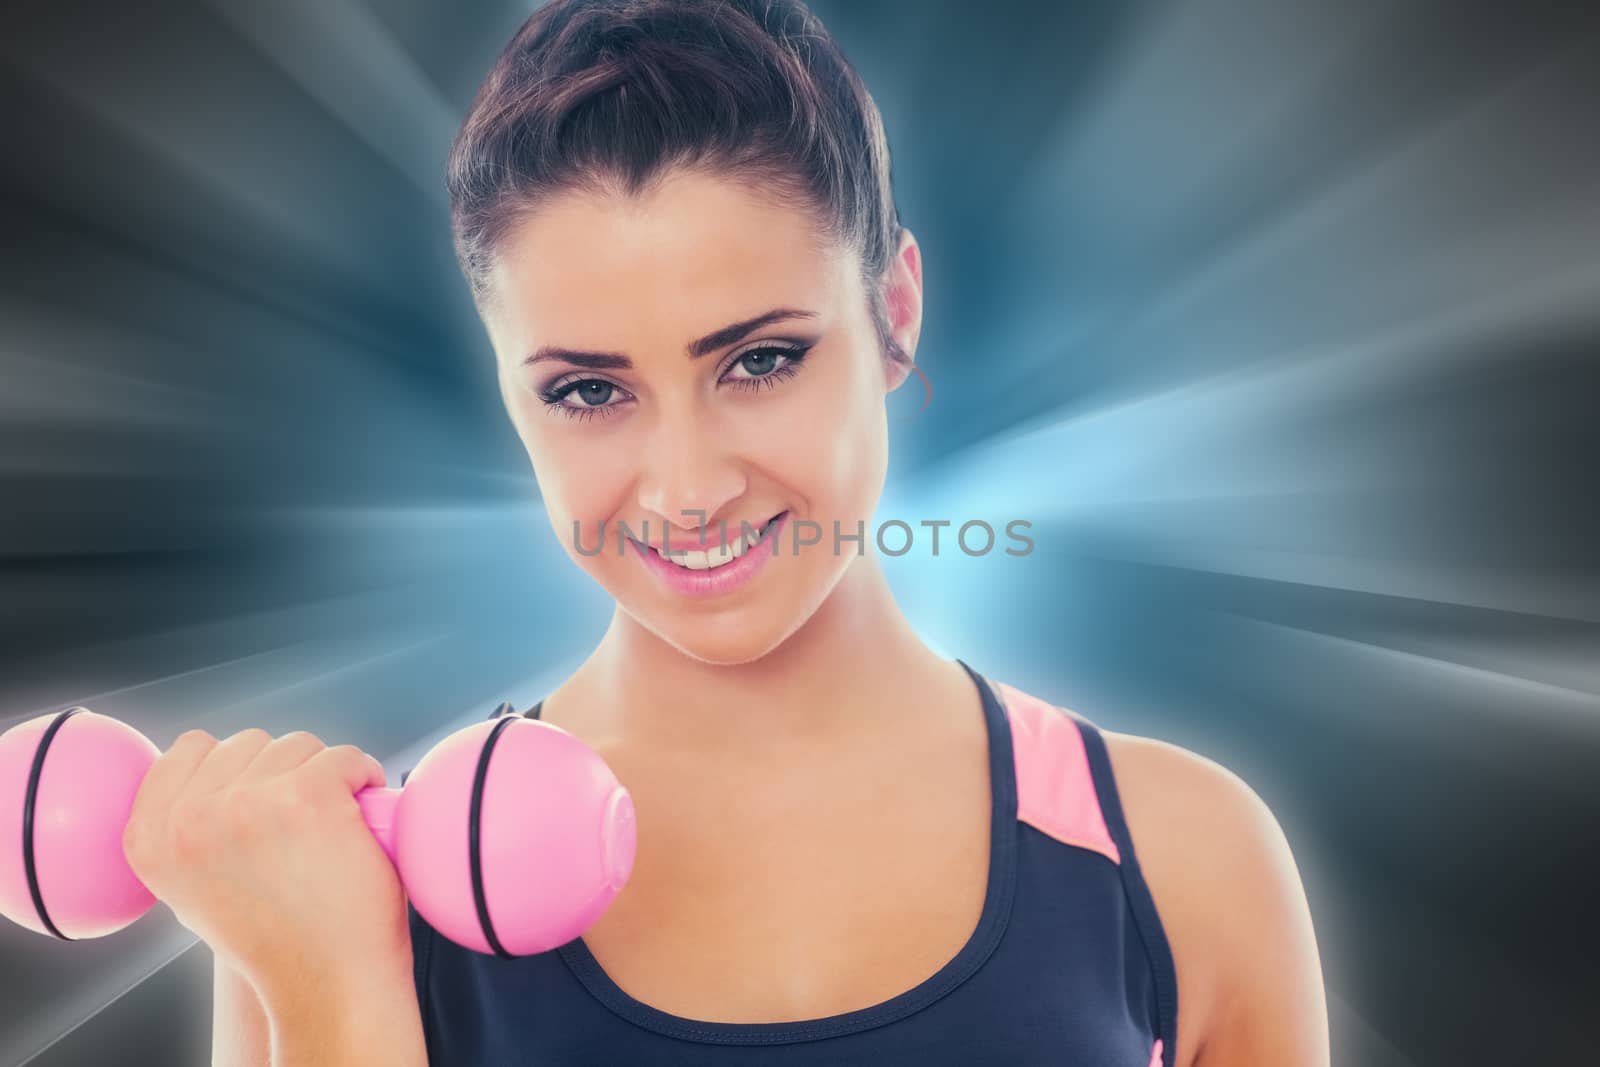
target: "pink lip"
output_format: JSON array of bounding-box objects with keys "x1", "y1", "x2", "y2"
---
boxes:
[{"x1": 628, "y1": 511, "x2": 789, "y2": 598}]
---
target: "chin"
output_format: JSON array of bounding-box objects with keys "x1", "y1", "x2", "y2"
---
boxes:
[
  {"x1": 652, "y1": 610, "x2": 795, "y2": 667},
  {"x1": 674, "y1": 638, "x2": 779, "y2": 668},
  {"x1": 601, "y1": 535, "x2": 849, "y2": 665},
  {"x1": 608, "y1": 579, "x2": 806, "y2": 666}
]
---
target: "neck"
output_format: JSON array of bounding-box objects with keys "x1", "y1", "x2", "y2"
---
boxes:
[{"x1": 560, "y1": 553, "x2": 953, "y2": 758}]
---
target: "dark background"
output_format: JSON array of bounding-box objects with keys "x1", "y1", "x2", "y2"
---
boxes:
[{"x1": 1, "y1": 1, "x2": 1597, "y2": 1064}]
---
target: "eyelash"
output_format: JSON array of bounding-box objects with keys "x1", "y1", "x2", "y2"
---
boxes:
[{"x1": 535, "y1": 344, "x2": 813, "y2": 423}]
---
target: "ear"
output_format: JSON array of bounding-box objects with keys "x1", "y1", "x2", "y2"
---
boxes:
[{"x1": 880, "y1": 227, "x2": 924, "y2": 393}]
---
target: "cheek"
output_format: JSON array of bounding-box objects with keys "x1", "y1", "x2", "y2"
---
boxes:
[
  {"x1": 502, "y1": 386, "x2": 634, "y2": 535},
  {"x1": 544, "y1": 441, "x2": 635, "y2": 536},
  {"x1": 759, "y1": 345, "x2": 886, "y2": 514}
]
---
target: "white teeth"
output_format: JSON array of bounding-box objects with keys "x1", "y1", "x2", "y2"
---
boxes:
[{"x1": 657, "y1": 516, "x2": 778, "y2": 571}]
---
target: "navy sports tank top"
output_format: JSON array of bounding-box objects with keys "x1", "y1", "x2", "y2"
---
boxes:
[{"x1": 404, "y1": 660, "x2": 1180, "y2": 1065}]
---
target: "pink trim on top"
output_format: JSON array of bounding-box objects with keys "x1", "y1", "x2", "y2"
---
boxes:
[
  {"x1": 994, "y1": 680, "x2": 1121, "y2": 865},
  {"x1": 1148, "y1": 1038, "x2": 1165, "y2": 1066}
]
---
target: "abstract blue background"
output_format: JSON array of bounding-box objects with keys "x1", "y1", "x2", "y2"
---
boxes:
[{"x1": 1, "y1": 1, "x2": 1596, "y2": 1064}]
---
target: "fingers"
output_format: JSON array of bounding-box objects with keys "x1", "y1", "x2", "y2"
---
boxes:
[
  {"x1": 141, "y1": 727, "x2": 383, "y2": 814},
  {"x1": 237, "y1": 731, "x2": 327, "y2": 782},
  {"x1": 123, "y1": 723, "x2": 387, "y2": 891},
  {"x1": 236, "y1": 733, "x2": 386, "y2": 799},
  {"x1": 301, "y1": 745, "x2": 388, "y2": 797},
  {"x1": 183, "y1": 728, "x2": 273, "y2": 798},
  {"x1": 129, "y1": 729, "x2": 218, "y2": 833}
]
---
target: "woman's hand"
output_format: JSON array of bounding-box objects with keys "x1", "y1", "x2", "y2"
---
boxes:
[{"x1": 122, "y1": 727, "x2": 408, "y2": 1000}]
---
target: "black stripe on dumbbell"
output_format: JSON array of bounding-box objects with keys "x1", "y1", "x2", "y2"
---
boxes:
[
  {"x1": 469, "y1": 715, "x2": 518, "y2": 958},
  {"x1": 24, "y1": 707, "x2": 85, "y2": 941}
]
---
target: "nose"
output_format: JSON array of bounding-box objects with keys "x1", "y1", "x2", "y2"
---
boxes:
[{"x1": 635, "y1": 407, "x2": 748, "y2": 535}]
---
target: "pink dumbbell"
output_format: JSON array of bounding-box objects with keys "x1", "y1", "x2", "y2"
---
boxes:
[{"x1": 0, "y1": 706, "x2": 636, "y2": 957}]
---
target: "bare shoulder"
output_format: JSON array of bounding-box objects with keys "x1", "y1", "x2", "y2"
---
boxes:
[{"x1": 1099, "y1": 728, "x2": 1330, "y2": 1067}]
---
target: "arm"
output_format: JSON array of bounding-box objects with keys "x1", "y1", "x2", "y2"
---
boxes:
[
  {"x1": 255, "y1": 959, "x2": 429, "y2": 1067},
  {"x1": 1190, "y1": 771, "x2": 1328, "y2": 1067},
  {"x1": 1106, "y1": 732, "x2": 1330, "y2": 1067},
  {"x1": 212, "y1": 950, "x2": 427, "y2": 1067},
  {"x1": 213, "y1": 953, "x2": 271, "y2": 1067}
]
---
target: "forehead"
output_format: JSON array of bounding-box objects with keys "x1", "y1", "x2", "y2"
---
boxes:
[{"x1": 484, "y1": 168, "x2": 850, "y2": 355}]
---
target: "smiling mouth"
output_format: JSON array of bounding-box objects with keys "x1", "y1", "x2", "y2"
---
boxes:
[{"x1": 631, "y1": 510, "x2": 787, "y2": 570}]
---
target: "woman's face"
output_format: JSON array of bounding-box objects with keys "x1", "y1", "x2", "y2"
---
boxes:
[{"x1": 480, "y1": 167, "x2": 921, "y2": 666}]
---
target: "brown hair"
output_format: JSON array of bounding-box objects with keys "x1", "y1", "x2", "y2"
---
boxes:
[{"x1": 447, "y1": 0, "x2": 928, "y2": 405}]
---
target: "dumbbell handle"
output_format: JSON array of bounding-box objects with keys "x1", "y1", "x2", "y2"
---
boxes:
[{"x1": 354, "y1": 787, "x2": 402, "y2": 865}]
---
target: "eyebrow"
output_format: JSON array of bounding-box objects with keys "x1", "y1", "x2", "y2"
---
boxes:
[{"x1": 520, "y1": 307, "x2": 819, "y2": 370}]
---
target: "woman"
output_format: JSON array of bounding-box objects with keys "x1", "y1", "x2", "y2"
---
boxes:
[{"x1": 131, "y1": 1, "x2": 1328, "y2": 1064}]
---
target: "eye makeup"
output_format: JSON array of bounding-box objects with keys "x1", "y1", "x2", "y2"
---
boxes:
[{"x1": 534, "y1": 341, "x2": 815, "y2": 423}]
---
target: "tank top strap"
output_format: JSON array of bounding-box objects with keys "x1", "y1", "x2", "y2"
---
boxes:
[
  {"x1": 991, "y1": 679, "x2": 1120, "y2": 864},
  {"x1": 1073, "y1": 711, "x2": 1181, "y2": 1066},
  {"x1": 988, "y1": 677, "x2": 1179, "y2": 1067}
]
